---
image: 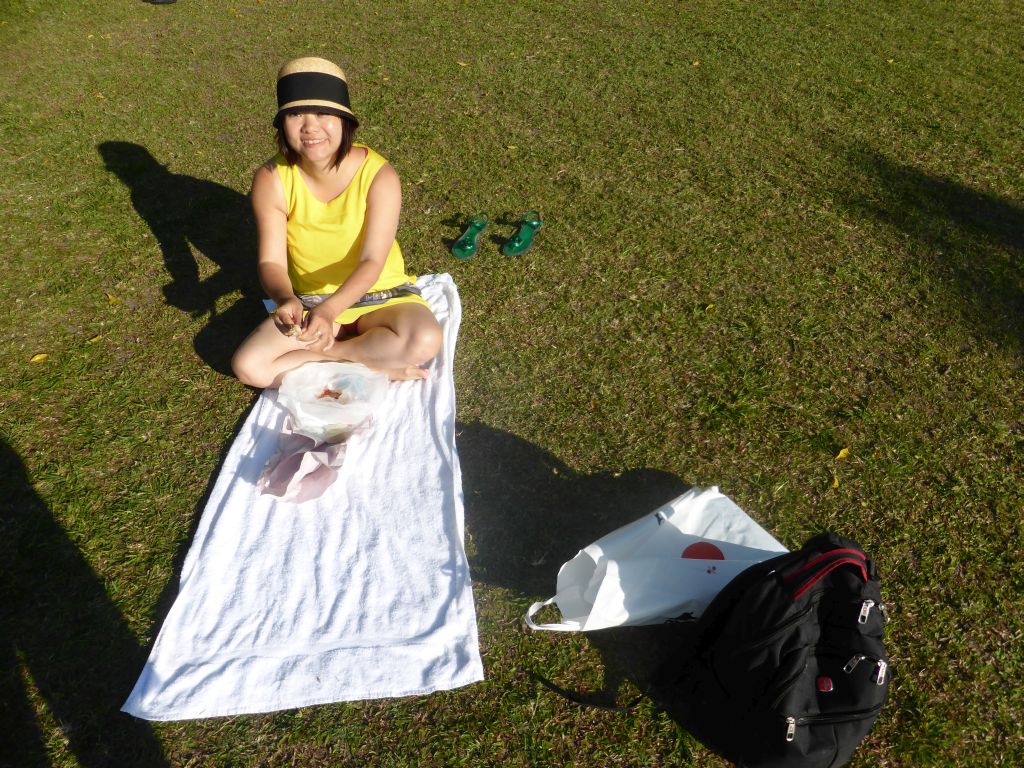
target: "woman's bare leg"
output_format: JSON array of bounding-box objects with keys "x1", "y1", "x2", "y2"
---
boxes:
[
  {"x1": 231, "y1": 316, "x2": 344, "y2": 388},
  {"x1": 335, "y1": 303, "x2": 442, "y2": 380},
  {"x1": 230, "y1": 303, "x2": 442, "y2": 389}
]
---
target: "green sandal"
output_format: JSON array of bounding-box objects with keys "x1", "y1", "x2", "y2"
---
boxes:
[
  {"x1": 451, "y1": 211, "x2": 489, "y2": 260},
  {"x1": 501, "y1": 210, "x2": 542, "y2": 256}
]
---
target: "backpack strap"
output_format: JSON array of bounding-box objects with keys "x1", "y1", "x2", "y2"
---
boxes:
[{"x1": 529, "y1": 672, "x2": 644, "y2": 712}]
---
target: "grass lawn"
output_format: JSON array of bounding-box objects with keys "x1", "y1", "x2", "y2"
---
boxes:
[{"x1": 1, "y1": 0, "x2": 1022, "y2": 765}]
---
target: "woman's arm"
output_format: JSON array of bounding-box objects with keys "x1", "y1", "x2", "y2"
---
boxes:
[
  {"x1": 252, "y1": 162, "x2": 305, "y2": 328},
  {"x1": 304, "y1": 163, "x2": 402, "y2": 332}
]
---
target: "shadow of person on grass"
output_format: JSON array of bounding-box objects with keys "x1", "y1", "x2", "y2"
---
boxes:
[
  {"x1": 837, "y1": 144, "x2": 1023, "y2": 350},
  {"x1": 456, "y1": 421, "x2": 696, "y2": 708},
  {"x1": 97, "y1": 141, "x2": 265, "y2": 376},
  {"x1": 0, "y1": 440, "x2": 168, "y2": 768}
]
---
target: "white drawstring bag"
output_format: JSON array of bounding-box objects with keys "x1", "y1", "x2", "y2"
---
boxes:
[{"x1": 525, "y1": 486, "x2": 788, "y2": 631}]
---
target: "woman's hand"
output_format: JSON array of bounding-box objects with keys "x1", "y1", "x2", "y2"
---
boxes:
[
  {"x1": 297, "y1": 304, "x2": 337, "y2": 351},
  {"x1": 273, "y1": 297, "x2": 306, "y2": 337}
]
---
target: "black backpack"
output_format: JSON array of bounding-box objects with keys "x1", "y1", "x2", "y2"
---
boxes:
[{"x1": 647, "y1": 533, "x2": 889, "y2": 768}]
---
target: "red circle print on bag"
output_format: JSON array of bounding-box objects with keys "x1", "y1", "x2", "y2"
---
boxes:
[{"x1": 682, "y1": 541, "x2": 725, "y2": 560}]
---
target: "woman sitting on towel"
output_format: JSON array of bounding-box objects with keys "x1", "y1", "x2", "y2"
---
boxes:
[{"x1": 232, "y1": 56, "x2": 442, "y2": 388}]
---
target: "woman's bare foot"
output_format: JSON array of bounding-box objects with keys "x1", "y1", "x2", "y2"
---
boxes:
[
  {"x1": 320, "y1": 343, "x2": 428, "y2": 381},
  {"x1": 386, "y1": 365, "x2": 429, "y2": 381}
]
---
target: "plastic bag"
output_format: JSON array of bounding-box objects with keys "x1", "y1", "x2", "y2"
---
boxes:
[
  {"x1": 525, "y1": 487, "x2": 788, "y2": 631},
  {"x1": 277, "y1": 362, "x2": 389, "y2": 444}
]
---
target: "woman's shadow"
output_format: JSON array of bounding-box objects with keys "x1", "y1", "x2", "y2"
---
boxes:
[
  {"x1": 457, "y1": 422, "x2": 699, "y2": 709},
  {"x1": 0, "y1": 439, "x2": 168, "y2": 768},
  {"x1": 97, "y1": 141, "x2": 265, "y2": 375}
]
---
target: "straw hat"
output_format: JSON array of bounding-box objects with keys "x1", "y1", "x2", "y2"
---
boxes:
[{"x1": 274, "y1": 57, "x2": 358, "y2": 127}]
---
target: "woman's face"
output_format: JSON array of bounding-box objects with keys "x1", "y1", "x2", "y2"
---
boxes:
[{"x1": 282, "y1": 111, "x2": 343, "y2": 165}]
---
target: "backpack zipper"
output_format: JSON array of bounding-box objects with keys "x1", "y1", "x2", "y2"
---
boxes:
[
  {"x1": 874, "y1": 660, "x2": 888, "y2": 685},
  {"x1": 765, "y1": 649, "x2": 815, "y2": 710},
  {"x1": 730, "y1": 599, "x2": 817, "y2": 654},
  {"x1": 767, "y1": 649, "x2": 886, "y2": 711},
  {"x1": 842, "y1": 654, "x2": 888, "y2": 684},
  {"x1": 857, "y1": 599, "x2": 875, "y2": 624},
  {"x1": 770, "y1": 651, "x2": 888, "y2": 714},
  {"x1": 784, "y1": 704, "x2": 886, "y2": 742},
  {"x1": 843, "y1": 654, "x2": 867, "y2": 673},
  {"x1": 855, "y1": 598, "x2": 890, "y2": 624}
]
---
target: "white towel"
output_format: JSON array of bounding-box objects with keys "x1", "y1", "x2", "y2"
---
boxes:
[{"x1": 122, "y1": 274, "x2": 483, "y2": 721}]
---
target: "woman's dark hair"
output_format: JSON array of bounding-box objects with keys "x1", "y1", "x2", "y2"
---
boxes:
[{"x1": 275, "y1": 113, "x2": 358, "y2": 170}]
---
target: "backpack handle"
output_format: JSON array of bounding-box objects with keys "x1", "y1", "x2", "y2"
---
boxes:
[{"x1": 785, "y1": 550, "x2": 869, "y2": 599}]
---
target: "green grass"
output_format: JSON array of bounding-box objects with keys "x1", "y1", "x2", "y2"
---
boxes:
[{"x1": 1, "y1": 0, "x2": 1022, "y2": 765}]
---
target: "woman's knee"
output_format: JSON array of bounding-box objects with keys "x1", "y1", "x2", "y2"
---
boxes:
[
  {"x1": 404, "y1": 322, "x2": 443, "y2": 363},
  {"x1": 231, "y1": 348, "x2": 269, "y2": 388}
]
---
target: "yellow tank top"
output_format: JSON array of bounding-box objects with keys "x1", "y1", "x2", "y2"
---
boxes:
[{"x1": 275, "y1": 145, "x2": 414, "y2": 295}]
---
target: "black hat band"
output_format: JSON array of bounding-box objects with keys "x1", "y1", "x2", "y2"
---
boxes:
[{"x1": 277, "y1": 72, "x2": 352, "y2": 113}]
